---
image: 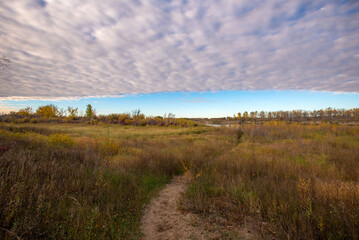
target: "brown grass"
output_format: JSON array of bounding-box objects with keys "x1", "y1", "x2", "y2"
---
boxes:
[
  {"x1": 183, "y1": 122, "x2": 359, "y2": 239},
  {"x1": 0, "y1": 123, "x2": 226, "y2": 239},
  {"x1": 0, "y1": 122, "x2": 358, "y2": 239}
]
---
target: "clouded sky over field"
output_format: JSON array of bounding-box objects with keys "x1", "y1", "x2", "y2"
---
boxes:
[{"x1": 1, "y1": 0, "x2": 359, "y2": 116}]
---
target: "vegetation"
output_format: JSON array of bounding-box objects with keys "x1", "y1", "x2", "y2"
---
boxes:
[
  {"x1": 183, "y1": 122, "x2": 359, "y2": 239},
  {"x1": 36, "y1": 104, "x2": 60, "y2": 118},
  {"x1": 1, "y1": 104, "x2": 196, "y2": 127},
  {"x1": 67, "y1": 106, "x2": 78, "y2": 120},
  {"x1": 0, "y1": 123, "x2": 208, "y2": 239},
  {"x1": 0, "y1": 119, "x2": 358, "y2": 239},
  {"x1": 234, "y1": 108, "x2": 359, "y2": 122},
  {"x1": 85, "y1": 104, "x2": 95, "y2": 118},
  {"x1": 3, "y1": 104, "x2": 359, "y2": 127}
]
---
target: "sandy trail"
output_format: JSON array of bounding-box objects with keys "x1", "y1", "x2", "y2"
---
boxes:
[{"x1": 141, "y1": 172, "x2": 221, "y2": 240}]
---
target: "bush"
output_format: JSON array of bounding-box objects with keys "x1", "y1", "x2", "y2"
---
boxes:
[{"x1": 47, "y1": 134, "x2": 74, "y2": 147}]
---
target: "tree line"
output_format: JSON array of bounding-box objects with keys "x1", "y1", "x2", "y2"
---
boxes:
[
  {"x1": 1, "y1": 105, "x2": 358, "y2": 125},
  {"x1": 234, "y1": 108, "x2": 359, "y2": 121},
  {"x1": 1, "y1": 104, "x2": 196, "y2": 127}
]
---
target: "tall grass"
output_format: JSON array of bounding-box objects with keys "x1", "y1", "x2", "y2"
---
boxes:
[
  {"x1": 0, "y1": 125, "x2": 183, "y2": 239},
  {"x1": 0, "y1": 123, "x2": 228, "y2": 239},
  {"x1": 1, "y1": 122, "x2": 358, "y2": 239},
  {"x1": 184, "y1": 122, "x2": 359, "y2": 239}
]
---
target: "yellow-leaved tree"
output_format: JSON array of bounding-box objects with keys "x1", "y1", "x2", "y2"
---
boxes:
[{"x1": 36, "y1": 104, "x2": 59, "y2": 118}]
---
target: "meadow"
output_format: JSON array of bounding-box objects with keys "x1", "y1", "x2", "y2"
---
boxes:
[{"x1": 0, "y1": 122, "x2": 358, "y2": 239}]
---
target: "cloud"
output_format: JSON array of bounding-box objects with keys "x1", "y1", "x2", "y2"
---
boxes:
[
  {"x1": 0, "y1": 95, "x2": 126, "y2": 101},
  {"x1": 0, "y1": 0, "x2": 359, "y2": 99}
]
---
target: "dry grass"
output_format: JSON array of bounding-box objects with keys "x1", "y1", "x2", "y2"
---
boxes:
[
  {"x1": 0, "y1": 124, "x2": 185, "y2": 239},
  {"x1": 0, "y1": 123, "x2": 224, "y2": 239},
  {"x1": 184, "y1": 122, "x2": 359, "y2": 239},
  {"x1": 0, "y1": 122, "x2": 358, "y2": 239}
]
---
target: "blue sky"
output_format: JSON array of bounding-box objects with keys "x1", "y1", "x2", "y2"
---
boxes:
[
  {"x1": 1, "y1": 0, "x2": 359, "y2": 117},
  {"x1": 1, "y1": 90, "x2": 358, "y2": 118}
]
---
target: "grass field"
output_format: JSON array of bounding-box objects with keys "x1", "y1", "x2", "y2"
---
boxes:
[{"x1": 0, "y1": 122, "x2": 358, "y2": 239}]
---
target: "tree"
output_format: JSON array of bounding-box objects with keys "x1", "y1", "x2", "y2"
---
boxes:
[
  {"x1": 250, "y1": 111, "x2": 256, "y2": 119},
  {"x1": 36, "y1": 104, "x2": 59, "y2": 118},
  {"x1": 17, "y1": 107, "x2": 33, "y2": 116},
  {"x1": 0, "y1": 54, "x2": 11, "y2": 69},
  {"x1": 167, "y1": 113, "x2": 175, "y2": 119},
  {"x1": 131, "y1": 109, "x2": 141, "y2": 118},
  {"x1": 267, "y1": 112, "x2": 272, "y2": 119},
  {"x1": 242, "y1": 111, "x2": 249, "y2": 120},
  {"x1": 259, "y1": 111, "x2": 265, "y2": 119},
  {"x1": 303, "y1": 111, "x2": 309, "y2": 119},
  {"x1": 85, "y1": 104, "x2": 96, "y2": 118},
  {"x1": 132, "y1": 109, "x2": 144, "y2": 120},
  {"x1": 318, "y1": 109, "x2": 325, "y2": 119},
  {"x1": 58, "y1": 108, "x2": 66, "y2": 117},
  {"x1": 67, "y1": 106, "x2": 78, "y2": 118},
  {"x1": 325, "y1": 107, "x2": 333, "y2": 119}
]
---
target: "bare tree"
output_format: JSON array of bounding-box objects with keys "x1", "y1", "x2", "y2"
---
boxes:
[{"x1": 0, "y1": 54, "x2": 11, "y2": 69}]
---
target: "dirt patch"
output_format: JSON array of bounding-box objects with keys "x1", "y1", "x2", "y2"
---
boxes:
[{"x1": 141, "y1": 171, "x2": 221, "y2": 240}]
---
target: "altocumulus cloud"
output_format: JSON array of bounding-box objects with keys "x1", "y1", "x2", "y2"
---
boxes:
[{"x1": 1, "y1": 0, "x2": 359, "y2": 99}]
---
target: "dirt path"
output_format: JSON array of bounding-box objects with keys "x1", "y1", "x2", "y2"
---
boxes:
[{"x1": 141, "y1": 171, "x2": 221, "y2": 240}]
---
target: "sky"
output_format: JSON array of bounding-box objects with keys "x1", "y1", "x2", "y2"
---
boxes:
[{"x1": 1, "y1": 0, "x2": 359, "y2": 117}]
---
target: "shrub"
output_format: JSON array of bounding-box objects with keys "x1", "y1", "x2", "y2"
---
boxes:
[{"x1": 47, "y1": 134, "x2": 74, "y2": 147}]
